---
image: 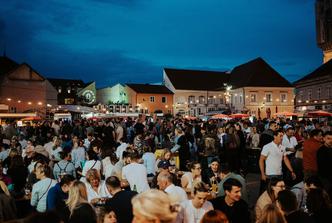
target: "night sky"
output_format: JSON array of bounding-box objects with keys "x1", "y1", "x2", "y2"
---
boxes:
[{"x1": 0, "y1": 0, "x2": 323, "y2": 88}]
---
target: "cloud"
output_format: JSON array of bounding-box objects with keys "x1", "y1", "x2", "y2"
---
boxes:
[
  {"x1": 30, "y1": 43, "x2": 162, "y2": 87},
  {"x1": 89, "y1": 0, "x2": 144, "y2": 8}
]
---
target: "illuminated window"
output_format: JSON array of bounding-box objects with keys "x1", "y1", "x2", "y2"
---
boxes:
[
  {"x1": 64, "y1": 98, "x2": 75, "y2": 104},
  {"x1": 188, "y1": 96, "x2": 195, "y2": 104},
  {"x1": 266, "y1": 93, "x2": 272, "y2": 103},
  {"x1": 280, "y1": 93, "x2": 287, "y2": 103},
  {"x1": 250, "y1": 94, "x2": 257, "y2": 103}
]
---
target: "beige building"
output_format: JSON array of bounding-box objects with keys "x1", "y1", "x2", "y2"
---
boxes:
[
  {"x1": 163, "y1": 68, "x2": 229, "y2": 116},
  {"x1": 0, "y1": 56, "x2": 57, "y2": 115},
  {"x1": 229, "y1": 58, "x2": 294, "y2": 119},
  {"x1": 96, "y1": 83, "x2": 129, "y2": 105},
  {"x1": 163, "y1": 59, "x2": 295, "y2": 118}
]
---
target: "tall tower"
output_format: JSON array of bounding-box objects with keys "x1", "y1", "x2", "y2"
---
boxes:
[{"x1": 316, "y1": 0, "x2": 332, "y2": 63}]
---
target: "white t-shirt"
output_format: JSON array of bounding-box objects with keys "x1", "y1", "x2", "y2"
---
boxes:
[
  {"x1": 261, "y1": 141, "x2": 286, "y2": 176},
  {"x1": 115, "y1": 143, "x2": 128, "y2": 159},
  {"x1": 82, "y1": 160, "x2": 101, "y2": 177},
  {"x1": 165, "y1": 184, "x2": 188, "y2": 204},
  {"x1": 178, "y1": 200, "x2": 213, "y2": 223},
  {"x1": 282, "y1": 135, "x2": 298, "y2": 155},
  {"x1": 84, "y1": 180, "x2": 111, "y2": 202},
  {"x1": 116, "y1": 125, "x2": 124, "y2": 142},
  {"x1": 101, "y1": 157, "x2": 115, "y2": 179},
  {"x1": 122, "y1": 162, "x2": 150, "y2": 193},
  {"x1": 44, "y1": 141, "x2": 54, "y2": 159},
  {"x1": 51, "y1": 146, "x2": 63, "y2": 161},
  {"x1": 142, "y1": 152, "x2": 156, "y2": 175}
]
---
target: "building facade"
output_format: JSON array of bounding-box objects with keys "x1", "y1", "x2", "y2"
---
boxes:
[
  {"x1": 0, "y1": 56, "x2": 57, "y2": 114},
  {"x1": 229, "y1": 58, "x2": 295, "y2": 118},
  {"x1": 126, "y1": 84, "x2": 173, "y2": 114},
  {"x1": 48, "y1": 78, "x2": 85, "y2": 105},
  {"x1": 293, "y1": 1, "x2": 332, "y2": 112},
  {"x1": 294, "y1": 59, "x2": 332, "y2": 112},
  {"x1": 96, "y1": 83, "x2": 129, "y2": 105},
  {"x1": 163, "y1": 68, "x2": 229, "y2": 116}
]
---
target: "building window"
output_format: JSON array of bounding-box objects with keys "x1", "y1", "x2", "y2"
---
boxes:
[
  {"x1": 280, "y1": 93, "x2": 287, "y2": 103},
  {"x1": 239, "y1": 95, "x2": 242, "y2": 104},
  {"x1": 208, "y1": 96, "x2": 214, "y2": 104},
  {"x1": 162, "y1": 97, "x2": 166, "y2": 103},
  {"x1": 299, "y1": 90, "x2": 303, "y2": 101},
  {"x1": 199, "y1": 96, "x2": 205, "y2": 104},
  {"x1": 266, "y1": 93, "x2": 272, "y2": 103},
  {"x1": 64, "y1": 98, "x2": 75, "y2": 104},
  {"x1": 150, "y1": 96, "x2": 155, "y2": 102},
  {"x1": 318, "y1": 88, "x2": 321, "y2": 99},
  {"x1": 188, "y1": 96, "x2": 195, "y2": 104},
  {"x1": 308, "y1": 89, "x2": 312, "y2": 100},
  {"x1": 250, "y1": 93, "x2": 257, "y2": 103},
  {"x1": 198, "y1": 108, "x2": 201, "y2": 115},
  {"x1": 58, "y1": 87, "x2": 62, "y2": 93},
  {"x1": 327, "y1": 86, "x2": 331, "y2": 99}
]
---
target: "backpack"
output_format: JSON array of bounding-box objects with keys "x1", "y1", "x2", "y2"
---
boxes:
[{"x1": 56, "y1": 162, "x2": 69, "y2": 182}]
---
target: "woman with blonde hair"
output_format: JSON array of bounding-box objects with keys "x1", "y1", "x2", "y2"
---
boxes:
[
  {"x1": 84, "y1": 168, "x2": 110, "y2": 204},
  {"x1": 257, "y1": 203, "x2": 287, "y2": 223},
  {"x1": 67, "y1": 180, "x2": 97, "y2": 223},
  {"x1": 131, "y1": 189, "x2": 178, "y2": 223}
]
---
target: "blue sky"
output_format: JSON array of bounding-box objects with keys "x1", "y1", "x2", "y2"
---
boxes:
[{"x1": 0, "y1": 0, "x2": 322, "y2": 88}]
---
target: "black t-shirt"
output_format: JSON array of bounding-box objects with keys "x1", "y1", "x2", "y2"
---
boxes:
[
  {"x1": 285, "y1": 210, "x2": 315, "y2": 223},
  {"x1": 134, "y1": 123, "x2": 145, "y2": 135},
  {"x1": 317, "y1": 145, "x2": 332, "y2": 181},
  {"x1": 105, "y1": 190, "x2": 138, "y2": 223},
  {"x1": 211, "y1": 196, "x2": 251, "y2": 223}
]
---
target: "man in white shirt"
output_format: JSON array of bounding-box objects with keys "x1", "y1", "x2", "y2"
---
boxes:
[
  {"x1": 157, "y1": 170, "x2": 187, "y2": 204},
  {"x1": 121, "y1": 150, "x2": 150, "y2": 193},
  {"x1": 282, "y1": 126, "x2": 298, "y2": 156},
  {"x1": 115, "y1": 138, "x2": 128, "y2": 159},
  {"x1": 259, "y1": 129, "x2": 296, "y2": 181},
  {"x1": 176, "y1": 182, "x2": 213, "y2": 223},
  {"x1": 115, "y1": 120, "x2": 124, "y2": 143}
]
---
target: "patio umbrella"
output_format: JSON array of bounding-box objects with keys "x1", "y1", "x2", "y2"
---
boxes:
[
  {"x1": 307, "y1": 110, "x2": 332, "y2": 117},
  {"x1": 21, "y1": 116, "x2": 42, "y2": 121},
  {"x1": 184, "y1": 116, "x2": 197, "y2": 120},
  {"x1": 211, "y1": 114, "x2": 230, "y2": 119},
  {"x1": 229, "y1": 113, "x2": 250, "y2": 119},
  {"x1": 273, "y1": 111, "x2": 299, "y2": 117}
]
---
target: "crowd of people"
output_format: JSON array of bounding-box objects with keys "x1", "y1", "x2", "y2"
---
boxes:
[{"x1": 0, "y1": 115, "x2": 331, "y2": 223}]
